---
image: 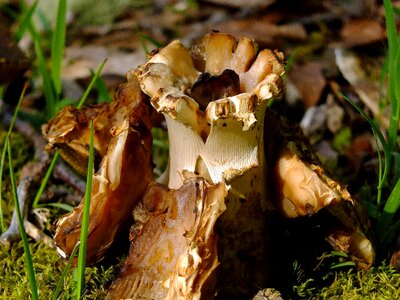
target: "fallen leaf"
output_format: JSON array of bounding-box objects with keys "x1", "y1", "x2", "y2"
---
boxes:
[
  {"x1": 341, "y1": 18, "x2": 386, "y2": 47},
  {"x1": 204, "y1": 0, "x2": 276, "y2": 7},
  {"x1": 62, "y1": 45, "x2": 146, "y2": 79},
  {"x1": 213, "y1": 19, "x2": 307, "y2": 48},
  {"x1": 334, "y1": 48, "x2": 389, "y2": 128},
  {"x1": 289, "y1": 62, "x2": 326, "y2": 107}
]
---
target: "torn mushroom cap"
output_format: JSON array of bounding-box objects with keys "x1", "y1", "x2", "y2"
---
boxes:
[
  {"x1": 275, "y1": 146, "x2": 374, "y2": 268},
  {"x1": 42, "y1": 74, "x2": 147, "y2": 175},
  {"x1": 139, "y1": 33, "x2": 284, "y2": 129},
  {"x1": 52, "y1": 75, "x2": 154, "y2": 264},
  {"x1": 137, "y1": 33, "x2": 284, "y2": 188}
]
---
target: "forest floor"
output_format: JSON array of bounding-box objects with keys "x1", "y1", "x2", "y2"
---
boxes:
[{"x1": 1, "y1": 0, "x2": 400, "y2": 299}]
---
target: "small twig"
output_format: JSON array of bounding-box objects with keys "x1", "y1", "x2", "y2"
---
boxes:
[
  {"x1": 39, "y1": 185, "x2": 81, "y2": 206},
  {"x1": 24, "y1": 219, "x2": 55, "y2": 248},
  {"x1": 54, "y1": 161, "x2": 86, "y2": 196},
  {"x1": 0, "y1": 103, "x2": 51, "y2": 245}
]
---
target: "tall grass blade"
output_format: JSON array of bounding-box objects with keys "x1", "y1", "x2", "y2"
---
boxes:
[
  {"x1": 136, "y1": 30, "x2": 163, "y2": 54},
  {"x1": 0, "y1": 83, "x2": 28, "y2": 233},
  {"x1": 32, "y1": 151, "x2": 59, "y2": 208},
  {"x1": 32, "y1": 28, "x2": 57, "y2": 118},
  {"x1": 76, "y1": 120, "x2": 95, "y2": 298},
  {"x1": 7, "y1": 140, "x2": 39, "y2": 300},
  {"x1": 391, "y1": 43, "x2": 400, "y2": 144},
  {"x1": 92, "y1": 70, "x2": 112, "y2": 103},
  {"x1": 0, "y1": 141, "x2": 6, "y2": 233},
  {"x1": 37, "y1": 202, "x2": 74, "y2": 212},
  {"x1": 53, "y1": 242, "x2": 80, "y2": 300},
  {"x1": 77, "y1": 59, "x2": 107, "y2": 109},
  {"x1": 383, "y1": 0, "x2": 397, "y2": 56},
  {"x1": 14, "y1": 0, "x2": 38, "y2": 41},
  {"x1": 51, "y1": 0, "x2": 67, "y2": 98},
  {"x1": 383, "y1": 0, "x2": 400, "y2": 153},
  {"x1": 344, "y1": 95, "x2": 390, "y2": 192},
  {"x1": 379, "y1": 177, "x2": 400, "y2": 240}
]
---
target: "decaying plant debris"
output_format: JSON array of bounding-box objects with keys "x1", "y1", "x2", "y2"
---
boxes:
[{"x1": 43, "y1": 33, "x2": 375, "y2": 299}]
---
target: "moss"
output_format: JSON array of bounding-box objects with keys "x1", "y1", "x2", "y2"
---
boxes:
[
  {"x1": 290, "y1": 263, "x2": 400, "y2": 300},
  {"x1": 0, "y1": 126, "x2": 118, "y2": 299},
  {"x1": 0, "y1": 239, "x2": 119, "y2": 299},
  {"x1": 0, "y1": 126, "x2": 33, "y2": 226},
  {"x1": 0, "y1": 125, "x2": 33, "y2": 175},
  {"x1": 315, "y1": 265, "x2": 400, "y2": 300}
]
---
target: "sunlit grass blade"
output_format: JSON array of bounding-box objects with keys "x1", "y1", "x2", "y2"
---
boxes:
[
  {"x1": 330, "y1": 261, "x2": 356, "y2": 269},
  {"x1": 285, "y1": 47, "x2": 301, "y2": 74},
  {"x1": 390, "y1": 43, "x2": 400, "y2": 144},
  {"x1": 51, "y1": 0, "x2": 67, "y2": 98},
  {"x1": 76, "y1": 120, "x2": 95, "y2": 298},
  {"x1": 383, "y1": 0, "x2": 400, "y2": 153},
  {"x1": 343, "y1": 95, "x2": 390, "y2": 191},
  {"x1": 55, "y1": 98, "x2": 79, "y2": 112},
  {"x1": 0, "y1": 83, "x2": 28, "y2": 233},
  {"x1": 0, "y1": 142, "x2": 6, "y2": 233},
  {"x1": 136, "y1": 30, "x2": 163, "y2": 54},
  {"x1": 7, "y1": 140, "x2": 39, "y2": 300},
  {"x1": 77, "y1": 59, "x2": 107, "y2": 109},
  {"x1": 379, "y1": 177, "x2": 400, "y2": 240},
  {"x1": 92, "y1": 70, "x2": 112, "y2": 103},
  {"x1": 32, "y1": 28, "x2": 57, "y2": 118},
  {"x1": 37, "y1": 202, "x2": 74, "y2": 212},
  {"x1": 14, "y1": 0, "x2": 38, "y2": 41},
  {"x1": 32, "y1": 151, "x2": 59, "y2": 208},
  {"x1": 383, "y1": 0, "x2": 397, "y2": 54},
  {"x1": 53, "y1": 241, "x2": 80, "y2": 300}
]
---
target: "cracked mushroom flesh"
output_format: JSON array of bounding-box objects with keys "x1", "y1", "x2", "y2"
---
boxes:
[
  {"x1": 43, "y1": 74, "x2": 154, "y2": 263},
  {"x1": 43, "y1": 32, "x2": 374, "y2": 298}
]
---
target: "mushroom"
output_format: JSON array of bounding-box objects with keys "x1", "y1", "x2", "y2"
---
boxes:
[
  {"x1": 131, "y1": 32, "x2": 373, "y2": 296},
  {"x1": 43, "y1": 33, "x2": 374, "y2": 298}
]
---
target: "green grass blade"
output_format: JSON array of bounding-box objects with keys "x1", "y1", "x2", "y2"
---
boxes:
[
  {"x1": 32, "y1": 151, "x2": 59, "y2": 208},
  {"x1": 37, "y1": 202, "x2": 74, "y2": 212},
  {"x1": 136, "y1": 30, "x2": 163, "y2": 54},
  {"x1": 32, "y1": 28, "x2": 57, "y2": 118},
  {"x1": 330, "y1": 261, "x2": 356, "y2": 269},
  {"x1": 76, "y1": 120, "x2": 95, "y2": 298},
  {"x1": 383, "y1": 0, "x2": 400, "y2": 152},
  {"x1": 55, "y1": 98, "x2": 79, "y2": 111},
  {"x1": 343, "y1": 95, "x2": 390, "y2": 189},
  {"x1": 374, "y1": 130, "x2": 384, "y2": 205},
  {"x1": 0, "y1": 83, "x2": 27, "y2": 233},
  {"x1": 0, "y1": 140, "x2": 6, "y2": 233},
  {"x1": 378, "y1": 176, "x2": 400, "y2": 240},
  {"x1": 92, "y1": 71, "x2": 112, "y2": 103},
  {"x1": 383, "y1": 0, "x2": 398, "y2": 58},
  {"x1": 343, "y1": 95, "x2": 388, "y2": 150},
  {"x1": 51, "y1": 0, "x2": 67, "y2": 98},
  {"x1": 53, "y1": 242, "x2": 80, "y2": 300},
  {"x1": 7, "y1": 140, "x2": 39, "y2": 300},
  {"x1": 77, "y1": 59, "x2": 107, "y2": 109},
  {"x1": 285, "y1": 47, "x2": 301, "y2": 74},
  {"x1": 14, "y1": 0, "x2": 38, "y2": 41},
  {"x1": 390, "y1": 42, "x2": 400, "y2": 145},
  {"x1": 382, "y1": 218, "x2": 400, "y2": 247}
]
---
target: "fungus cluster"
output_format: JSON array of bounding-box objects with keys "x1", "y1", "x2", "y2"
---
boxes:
[{"x1": 43, "y1": 33, "x2": 374, "y2": 299}]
